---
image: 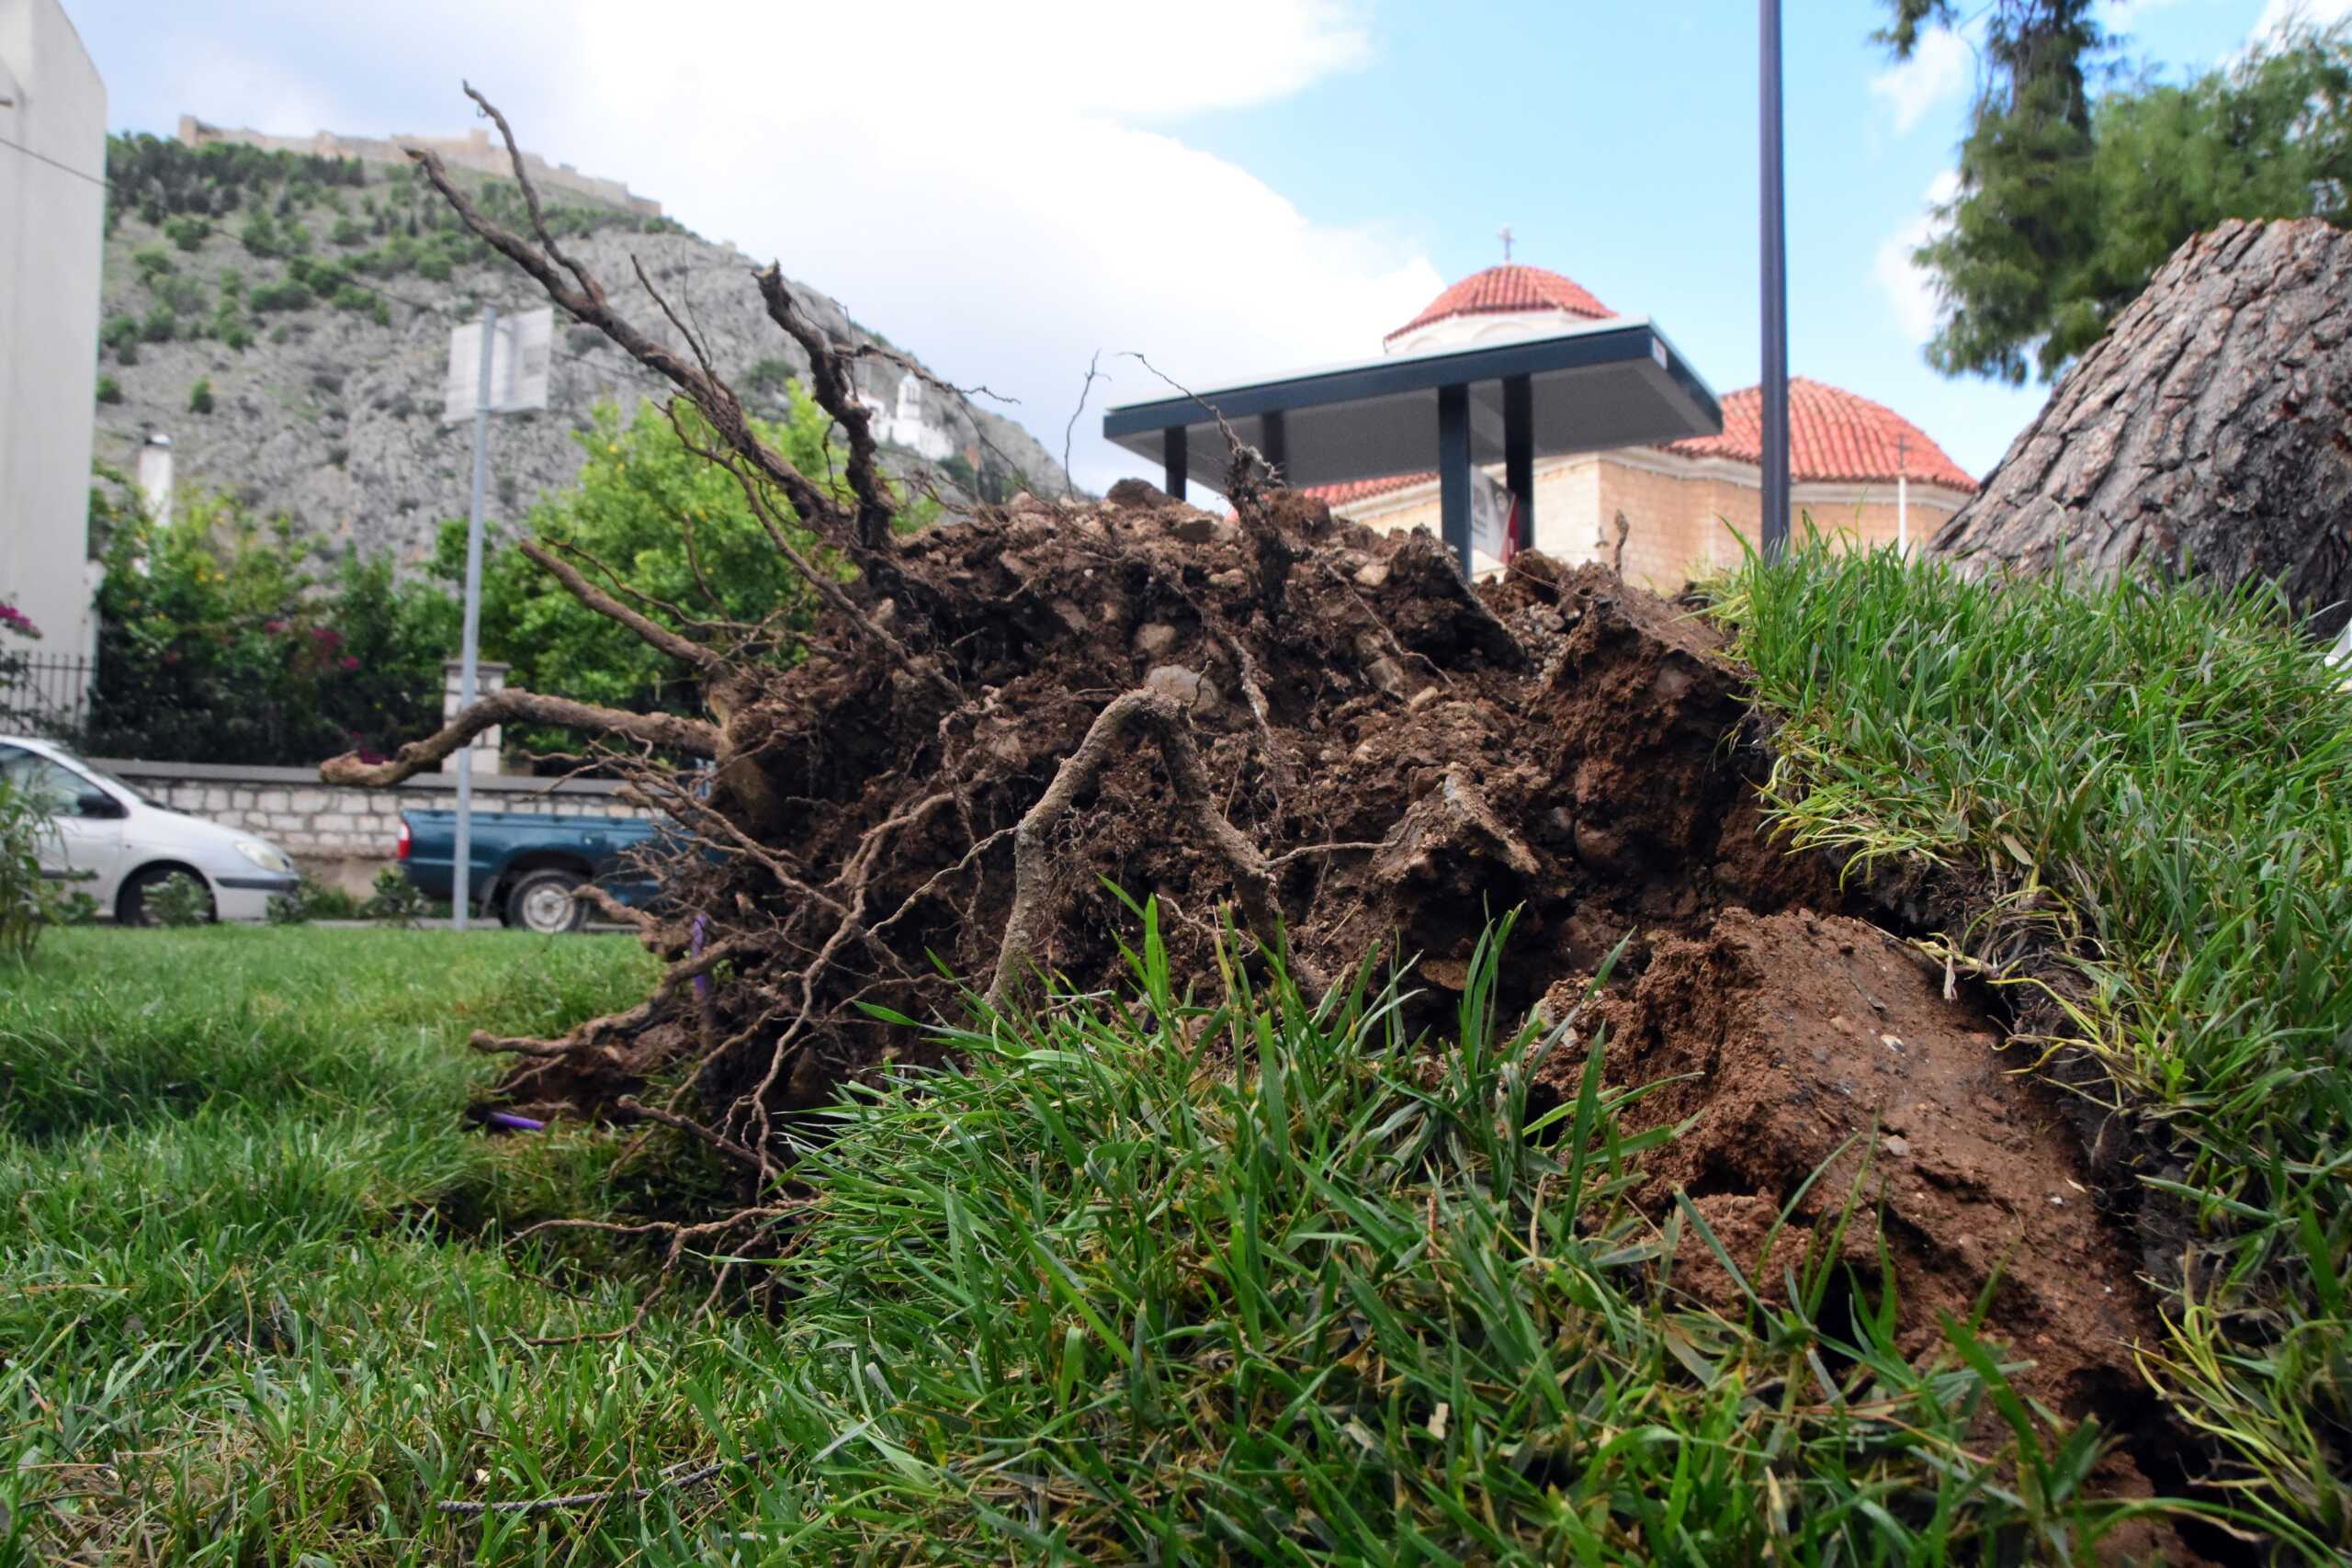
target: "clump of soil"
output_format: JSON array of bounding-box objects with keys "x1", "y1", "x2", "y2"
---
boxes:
[{"x1": 1566, "y1": 907, "x2": 2154, "y2": 1419}]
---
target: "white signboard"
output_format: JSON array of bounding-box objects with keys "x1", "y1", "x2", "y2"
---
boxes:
[
  {"x1": 442, "y1": 307, "x2": 554, "y2": 423},
  {"x1": 1469, "y1": 466, "x2": 1515, "y2": 567}
]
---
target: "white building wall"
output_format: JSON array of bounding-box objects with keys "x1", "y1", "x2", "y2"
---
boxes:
[{"x1": 0, "y1": 0, "x2": 105, "y2": 660}]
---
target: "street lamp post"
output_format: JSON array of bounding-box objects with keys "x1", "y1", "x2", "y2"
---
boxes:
[{"x1": 1759, "y1": 0, "x2": 1791, "y2": 562}]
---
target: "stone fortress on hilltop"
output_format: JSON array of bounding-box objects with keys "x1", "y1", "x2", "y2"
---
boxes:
[{"x1": 175, "y1": 116, "x2": 662, "y2": 219}]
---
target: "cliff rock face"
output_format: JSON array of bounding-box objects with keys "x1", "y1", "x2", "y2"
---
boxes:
[{"x1": 93, "y1": 154, "x2": 1068, "y2": 565}]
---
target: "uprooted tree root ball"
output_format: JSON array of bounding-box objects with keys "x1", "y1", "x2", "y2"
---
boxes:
[{"x1": 325, "y1": 88, "x2": 2184, "y2": 1490}]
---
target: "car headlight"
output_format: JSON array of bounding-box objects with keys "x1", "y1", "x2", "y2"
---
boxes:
[{"x1": 235, "y1": 840, "x2": 292, "y2": 874}]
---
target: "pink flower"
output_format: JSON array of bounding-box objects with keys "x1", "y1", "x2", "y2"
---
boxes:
[
  {"x1": 264, "y1": 618, "x2": 288, "y2": 635},
  {"x1": 0, "y1": 602, "x2": 39, "y2": 638},
  {"x1": 339, "y1": 654, "x2": 360, "y2": 671}
]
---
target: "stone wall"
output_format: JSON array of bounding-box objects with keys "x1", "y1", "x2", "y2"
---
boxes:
[
  {"x1": 94, "y1": 758, "x2": 653, "y2": 896},
  {"x1": 175, "y1": 116, "x2": 662, "y2": 218}
]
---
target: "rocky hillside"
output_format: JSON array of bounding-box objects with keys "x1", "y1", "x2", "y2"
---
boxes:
[{"x1": 92, "y1": 135, "x2": 1069, "y2": 566}]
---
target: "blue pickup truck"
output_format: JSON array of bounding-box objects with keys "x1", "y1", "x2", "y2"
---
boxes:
[{"x1": 398, "y1": 807, "x2": 665, "y2": 932}]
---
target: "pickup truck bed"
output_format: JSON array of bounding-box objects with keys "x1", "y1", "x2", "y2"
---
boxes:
[{"x1": 399, "y1": 807, "x2": 665, "y2": 932}]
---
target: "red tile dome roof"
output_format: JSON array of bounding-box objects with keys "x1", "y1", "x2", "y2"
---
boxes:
[
  {"x1": 1385, "y1": 265, "x2": 1614, "y2": 344},
  {"x1": 1662, "y1": 378, "x2": 1977, "y2": 491}
]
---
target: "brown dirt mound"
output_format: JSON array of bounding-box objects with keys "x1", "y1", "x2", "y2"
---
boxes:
[
  {"x1": 499, "y1": 492, "x2": 1835, "y2": 1120},
  {"x1": 452, "y1": 486, "x2": 2157, "y2": 1444}
]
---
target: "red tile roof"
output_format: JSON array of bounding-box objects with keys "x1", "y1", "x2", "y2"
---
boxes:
[
  {"x1": 1661, "y1": 378, "x2": 1977, "y2": 491},
  {"x1": 1295, "y1": 378, "x2": 1975, "y2": 512},
  {"x1": 1385, "y1": 265, "x2": 1614, "y2": 344},
  {"x1": 1301, "y1": 472, "x2": 1436, "y2": 507}
]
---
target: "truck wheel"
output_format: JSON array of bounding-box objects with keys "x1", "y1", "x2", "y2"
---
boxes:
[{"x1": 504, "y1": 867, "x2": 588, "y2": 934}]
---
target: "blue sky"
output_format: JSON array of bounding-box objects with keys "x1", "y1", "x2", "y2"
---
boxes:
[{"x1": 70, "y1": 0, "x2": 2324, "y2": 491}]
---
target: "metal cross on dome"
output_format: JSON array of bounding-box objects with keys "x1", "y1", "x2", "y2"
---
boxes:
[{"x1": 1498, "y1": 224, "x2": 1514, "y2": 263}]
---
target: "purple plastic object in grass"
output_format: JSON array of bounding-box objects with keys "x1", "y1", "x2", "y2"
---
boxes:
[
  {"x1": 691, "y1": 913, "x2": 711, "y2": 1003},
  {"x1": 484, "y1": 1111, "x2": 546, "y2": 1133}
]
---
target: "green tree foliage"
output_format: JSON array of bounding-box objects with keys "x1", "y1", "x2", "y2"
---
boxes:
[
  {"x1": 1883, "y1": 7, "x2": 2352, "y2": 382},
  {"x1": 432, "y1": 391, "x2": 857, "y2": 752},
  {"x1": 187, "y1": 378, "x2": 213, "y2": 415},
  {"x1": 88, "y1": 484, "x2": 457, "y2": 766}
]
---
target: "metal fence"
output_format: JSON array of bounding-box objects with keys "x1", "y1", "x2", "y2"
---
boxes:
[{"x1": 0, "y1": 652, "x2": 95, "y2": 740}]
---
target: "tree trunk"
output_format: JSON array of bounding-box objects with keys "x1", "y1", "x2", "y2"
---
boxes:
[{"x1": 1931, "y1": 218, "x2": 2352, "y2": 637}]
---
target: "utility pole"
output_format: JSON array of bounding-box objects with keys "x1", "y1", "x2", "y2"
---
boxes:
[
  {"x1": 452, "y1": 303, "x2": 497, "y2": 931},
  {"x1": 1759, "y1": 0, "x2": 1791, "y2": 562}
]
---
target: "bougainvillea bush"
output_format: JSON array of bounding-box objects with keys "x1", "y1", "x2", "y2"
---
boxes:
[{"x1": 85, "y1": 484, "x2": 455, "y2": 765}]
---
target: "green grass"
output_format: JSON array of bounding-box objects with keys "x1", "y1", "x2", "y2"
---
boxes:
[
  {"x1": 12, "y1": 541, "x2": 2350, "y2": 1562},
  {"x1": 0, "y1": 918, "x2": 2224, "y2": 1563},
  {"x1": 1712, "y1": 535, "x2": 2352, "y2": 1551}
]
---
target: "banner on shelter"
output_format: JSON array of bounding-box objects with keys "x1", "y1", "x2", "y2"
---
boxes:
[{"x1": 1470, "y1": 467, "x2": 1519, "y2": 569}]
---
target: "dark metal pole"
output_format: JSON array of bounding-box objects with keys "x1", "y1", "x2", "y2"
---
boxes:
[
  {"x1": 1161, "y1": 425, "x2": 1188, "y2": 503},
  {"x1": 1437, "y1": 383, "x2": 1472, "y2": 577},
  {"x1": 1502, "y1": 373, "x2": 1534, "y2": 552},
  {"x1": 1260, "y1": 409, "x2": 1287, "y2": 482},
  {"x1": 1759, "y1": 0, "x2": 1790, "y2": 562}
]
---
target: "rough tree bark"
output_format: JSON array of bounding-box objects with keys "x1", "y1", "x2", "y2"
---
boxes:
[{"x1": 1931, "y1": 218, "x2": 2352, "y2": 636}]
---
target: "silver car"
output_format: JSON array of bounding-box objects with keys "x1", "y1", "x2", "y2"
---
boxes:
[{"x1": 0, "y1": 735, "x2": 300, "y2": 923}]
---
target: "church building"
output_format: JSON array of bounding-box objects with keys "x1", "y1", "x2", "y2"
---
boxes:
[{"x1": 1301, "y1": 265, "x2": 1977, "y2": 591}]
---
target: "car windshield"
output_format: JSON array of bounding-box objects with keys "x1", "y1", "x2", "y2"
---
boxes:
[
  {"x1": 76, "y1": 761, "x2": 164, "y2": 808},
  {"x1": 0, "y1": 744, "x2": 160, "y2": 809}
]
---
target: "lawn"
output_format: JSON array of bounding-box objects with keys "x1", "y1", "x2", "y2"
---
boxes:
[
  {"x1": 5, "y1": 544, "x2": 2346, "y2": 1562},
  {"x1": 0, "y1": 919, "x2": 2206, "y2": 1564}
]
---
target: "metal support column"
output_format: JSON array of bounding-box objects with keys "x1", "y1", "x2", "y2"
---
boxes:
[
  {"x1": 1260, "y1": 409, "x2": 1287, "y2": 483},
  {"x1": 1758, "y1": 0, "x2": 1791, "y2": 561},
  {"x1": 1502, "y1": 373, "x2": 1534, "y2": 553},
  {"x1": 1437, "y1": 382, "x2": 1472, "y2": 577},
  {"x1": 1162, "y1": 425, "x2": 1188, "y2": 503}
]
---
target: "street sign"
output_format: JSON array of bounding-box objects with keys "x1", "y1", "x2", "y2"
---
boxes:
[
  {"x1": 442, "y1": 306, "x2": 553, "y2": 423},
  {"x1": 443, "y1": 302, "x2": 552, "y2": 931}
]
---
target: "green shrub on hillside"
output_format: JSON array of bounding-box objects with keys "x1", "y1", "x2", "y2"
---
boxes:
[
  {"x1": 247, "y1": 280, "x2": 311, "y2": 313},
  {"x1": 187, "y1": 378, "x2": 213, "y2": 415},
  {"x1": 163, "y1": 215, "x2": 209, "y2": 253}
]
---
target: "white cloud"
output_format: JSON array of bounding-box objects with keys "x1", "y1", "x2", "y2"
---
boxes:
[
  {"x1": 1868, "y1": 27, "x2": 1971, "y2": 135},
  {"x1": 108, "y1": 0, "x2": 1438, "y2": 494},
  {"x1": 1873, "y1": 171, "x2": 1961, "y2": 345},
  {"x1": 2249, "y1": 0, "x2": 2352, "y2": 41}
]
